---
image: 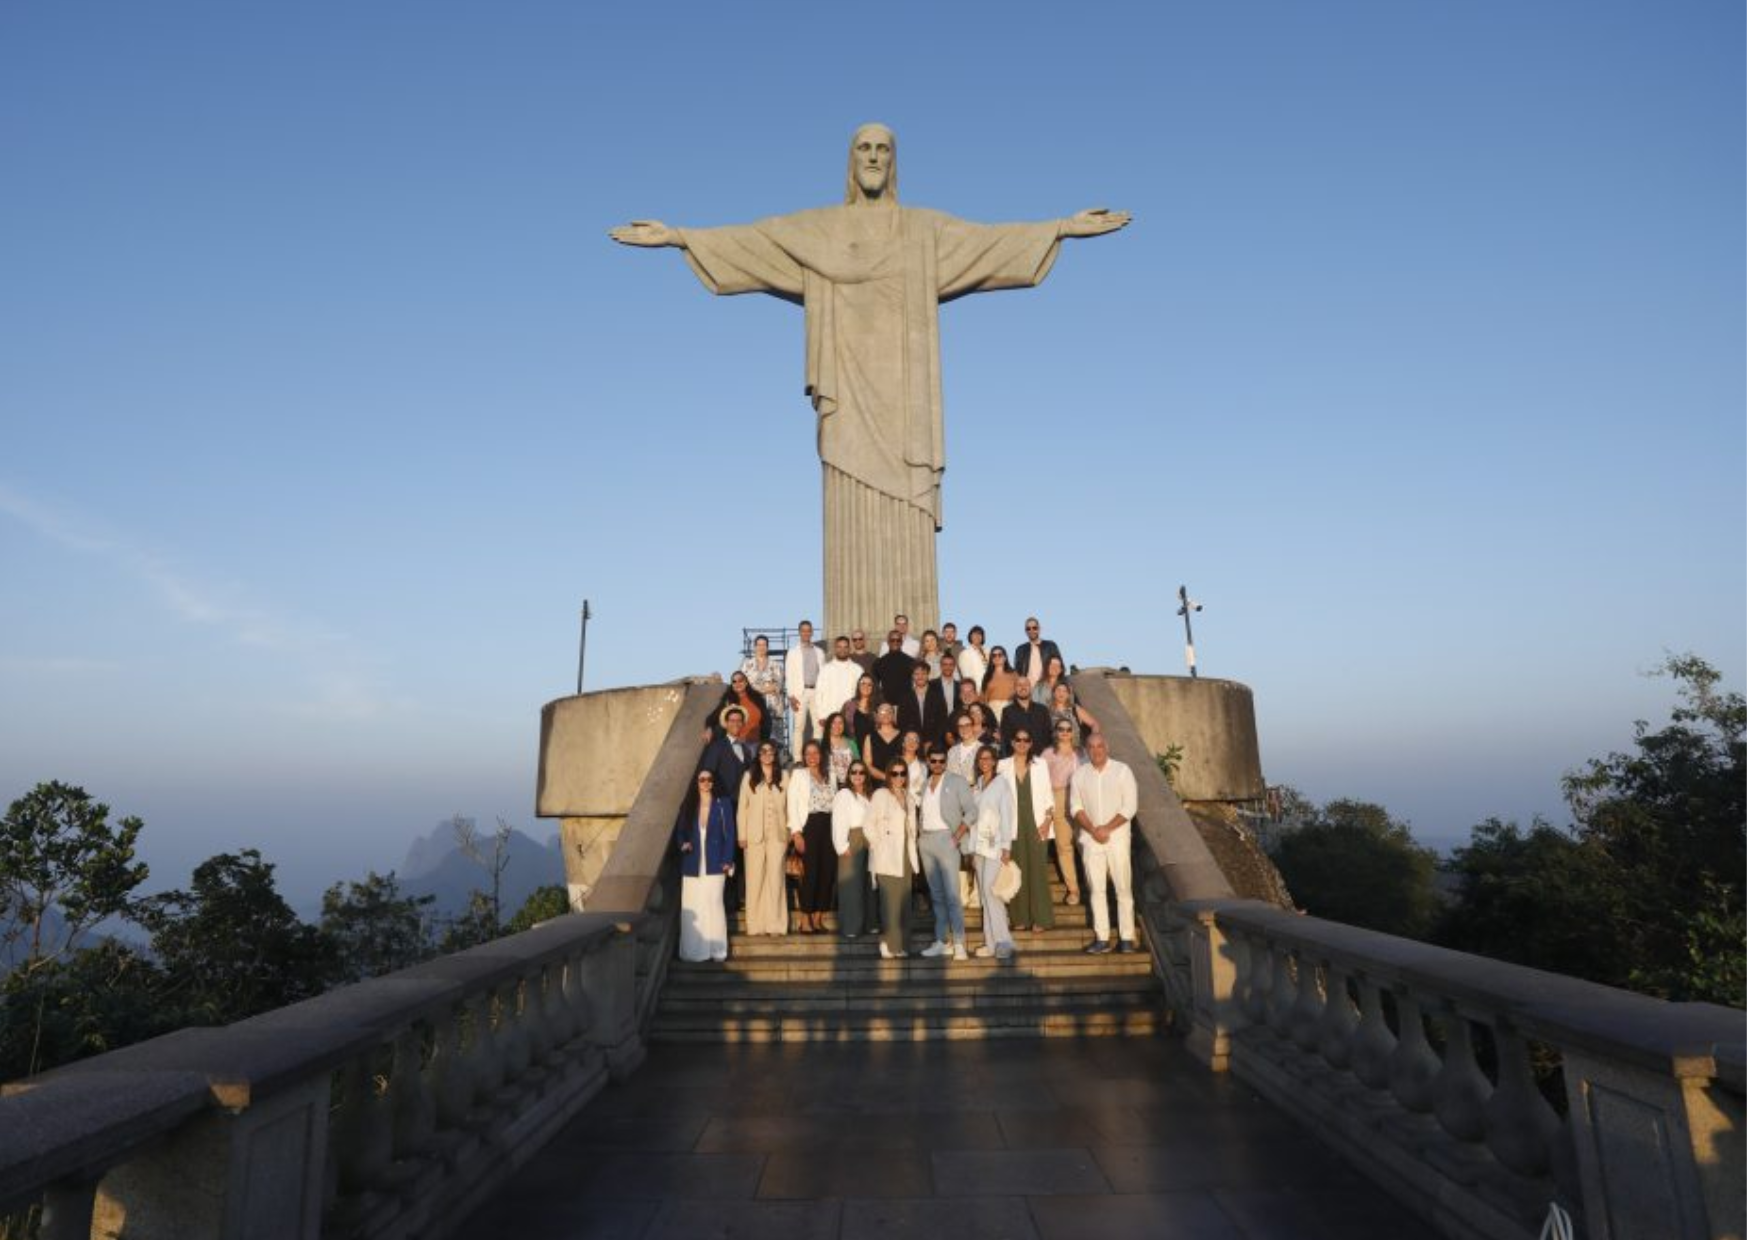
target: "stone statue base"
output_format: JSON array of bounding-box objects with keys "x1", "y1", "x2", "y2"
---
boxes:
[{"x1": 822, "y1": 464, "x2": 938, "y2": 642}]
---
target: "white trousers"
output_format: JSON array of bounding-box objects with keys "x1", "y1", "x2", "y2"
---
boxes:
[
  {"x1": 679, "y1": 873, "x2": 728, "y2": 962},
  {"x1": 789, "y1": 700, "x2": 822, "y2": 762},
  {"x1": 1081, "y1": 826, "x2": 1135, "y2": 943}
]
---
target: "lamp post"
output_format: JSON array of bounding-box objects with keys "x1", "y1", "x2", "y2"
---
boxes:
[
  {"x1": 575, "y1": 600, "x2": 593, "y2": 695},
  {"x1": 1176, "y1": 584, "x2": 1201, "y2": 678}
]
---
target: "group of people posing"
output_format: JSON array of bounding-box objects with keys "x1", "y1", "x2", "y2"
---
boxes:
[{"x1": 674, "y1": 615, "x2": 1141, "y2": 966}]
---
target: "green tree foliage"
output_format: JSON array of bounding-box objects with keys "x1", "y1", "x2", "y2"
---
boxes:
[
  {"x1": 136, "y1": 850, "x2": 336, "y2": 1025},
  {"x1": 0, "y1": 782, "x2": 149, "y2": 973},
  {"x1": 0, "y1": 942, "x2": 174, "y2": 1080},
  {"x1": 1270, "y1": 796, "x2": 1440, "y2": 938},
  {"x1": 437, "y1": 891, "x2": 501, "y2": 954},
  {"x1": 320, "y1": 871, "x2": 435, "y2": 984},
  {"x1": 1436, "y1": 818, "x2": 1631, "y2": 983},
  {"x1": 506, "y1": 885, "x2": 572, "y2": 935},
  {"x1": 1441, "y1": 656, "x2": 1744, "y2": 1005}
]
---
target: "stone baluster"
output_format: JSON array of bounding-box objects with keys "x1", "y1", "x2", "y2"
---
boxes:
[
  {"x1": 528, "y1": 962, "x2": 560, "y2": 1069},
  {"x1": 1431, "y1": 1006, "x2": 1492, "y2": 1143},
  {"x1": 1482, "y1": 1018, "x2": 1562, "y2": 1177},
  {"x1": 1387, "y1": 987, "x2": 1442, "y2": 1113},
  {"x1": 466, "y1": 990, "x2": 503, "y2": 1104},
  {"x1": 39, "y1": 1179, "x2": 99, "y2": 1240},
  {"x1": 1266, "y1": 946, "x2": 1297, "y2": 1037},
  {"x1": 332, "y1": 1046, "x2": 395, "y2": 1196},
  {"x1": 389, "y1": 1022, "x2": 436, "y2": 1163},
  {"x1": 1348, "y1": 975, "x2": 1397, "y2": 1090},
  {"x1": 1289, "y1": 950, "x2": 1326, "y2": 1052},
  {"x1": 500, "y1": 976, "x2": 534, "y2": 1085},
  {"x1": 1315, "y1": 961, "x2": 1361, "y2": 1069},
  {"x1": 433, "y1": 1002, "x2": 475, "y2": 1130},
  {"x1": 560, "y1": 945, "x2": 593, "y2": 1052},
  {"x1": 1237, "y1": 930, "x2": 1271, "y2": 1026}
]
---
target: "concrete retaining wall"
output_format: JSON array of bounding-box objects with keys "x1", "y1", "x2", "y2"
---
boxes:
[
  {"x1": 537, "y1": 681, "x2": 704, "y2": 904},
  {"x1": 1103, "y1": 674, "x2": 1265, "y2": 802}
]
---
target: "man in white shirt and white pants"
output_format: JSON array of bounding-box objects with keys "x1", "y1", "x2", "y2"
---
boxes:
[
  {"x1": 784, "y1": 620, "x2": 826, "y2": 762},
  {"x1": 1070, "y1": 732, "x2": 1140, "y2": 954}
]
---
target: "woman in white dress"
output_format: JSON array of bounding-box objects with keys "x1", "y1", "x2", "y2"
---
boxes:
[
  {"x1": 867, "y1": 760, "x2": 922, "y2": 959},
  {"x1": 970, "y1": 744, "x2": 1017, "y2": 959},
  {"x1": 675, "y1": 769, "x2": 736, "y2": 962}
]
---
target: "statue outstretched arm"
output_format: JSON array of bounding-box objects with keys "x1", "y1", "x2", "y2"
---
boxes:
[
  {"x1": 608, "y1": 220, "x2": 688, "y2": 249},
  {"x1": 1059, "y1": 208, "x2": 1131, "y2": 238}
]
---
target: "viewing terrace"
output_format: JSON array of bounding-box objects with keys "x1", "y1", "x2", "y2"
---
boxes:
[{"x1": 2, "y1": 671, "x2": 1740, "y2": 1240}]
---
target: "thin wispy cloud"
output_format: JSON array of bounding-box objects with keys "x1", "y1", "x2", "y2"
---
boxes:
[{"x1": 0, "y1": 482, "x2": 396, "y2": 719}]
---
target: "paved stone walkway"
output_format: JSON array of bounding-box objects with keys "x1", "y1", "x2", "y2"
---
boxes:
[{"x1": 464, "y1": 1037, "x2": 1425, "y2": 1239}]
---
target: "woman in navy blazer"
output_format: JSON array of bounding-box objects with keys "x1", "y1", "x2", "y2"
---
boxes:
[{"x1": 675, "y1": 770, "x2": 737, "y2": 962}]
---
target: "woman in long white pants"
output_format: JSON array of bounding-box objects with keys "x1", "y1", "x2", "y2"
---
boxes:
[
  {"x1": 969, "y1": 744, "x2": 1016, "y2": 960},
  {"x1": 676, "y1": 770, "x2": 736, "y2": 962}
]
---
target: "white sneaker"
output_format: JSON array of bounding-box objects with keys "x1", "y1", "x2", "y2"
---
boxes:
[
  {"x1": 952, "y1": 944, "x2": 969, "y2": 961},
  {"x1": 878, "y1": 941, "x2": 893, "y2": 959},
  {"x1": 920, "y1": 941, "x2": 949, "y2": 958},
  {"x1": 974, "y1": 944, "x2": 995, "y2": 958}
]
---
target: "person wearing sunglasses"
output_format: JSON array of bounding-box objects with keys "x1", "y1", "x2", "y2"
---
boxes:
[
  {"x1": 969, "y1": 744, "x2": 1017, "y2": 960},
  {"x1": 674, "y1": 770, "x2": 736, "y2": 963},
  {"x1": 998, "y1": 731, "x2": 1056, "y2": 933},
  {"x1": 787, "y1": 740, "x2": 838, "y2": 934},
  {"x1": 738, "y1": 742, "x2": 790, "y2": 937},
  {"x1": 831, "y1": 763, "x2": 878, "y2": 939},
  {"x1": 868, "y1": 762, "x2": 922, "y2": 959},
  {"x1": 1044, "y1": 722, "x2": 1085, "y2": 905},
  {"x1": 917, "y1": 747, "x2": 976, "y2": 960}
]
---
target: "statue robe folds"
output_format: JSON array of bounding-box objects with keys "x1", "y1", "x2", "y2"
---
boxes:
[{"x1": 680, "y1": 206, "x2": 1061, "y2": 639}]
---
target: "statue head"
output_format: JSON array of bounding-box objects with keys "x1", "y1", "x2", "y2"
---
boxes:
[{"x1": 845, "y1": 123, "x2": 897, "y2": 205}]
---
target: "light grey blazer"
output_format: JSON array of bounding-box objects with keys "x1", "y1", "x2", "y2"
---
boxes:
[{"x1": 925, "y1": 771, "x2": 979, "y2": 854}]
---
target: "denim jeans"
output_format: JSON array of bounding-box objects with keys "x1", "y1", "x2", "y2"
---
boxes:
[{"x1": 918, "y1": 830, "x2": 966, "y2": 945}]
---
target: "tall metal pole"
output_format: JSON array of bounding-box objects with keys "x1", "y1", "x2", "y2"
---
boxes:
[
  {"x1": 575, "y1": 600, "x2": 593, "y2": 695},
  {"x1": 1176, "y1": 584, "x2": 1201, "y2": 679}
]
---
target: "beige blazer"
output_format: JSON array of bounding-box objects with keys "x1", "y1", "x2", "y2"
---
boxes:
[
  {"x1": 738, "y1": 773, "x2": 788, "y2": 848},
  {"x1": 865, "y1": 787, "x2": 921, "y2": 879}
]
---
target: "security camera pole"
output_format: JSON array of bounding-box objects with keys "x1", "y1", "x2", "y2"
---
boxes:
[
  {"x1": 1176, "y1": 585, "x2": 1202, "y2": 679},
  {"x1": 576, "y1": 600, "x2": 593, "y2": 695}
]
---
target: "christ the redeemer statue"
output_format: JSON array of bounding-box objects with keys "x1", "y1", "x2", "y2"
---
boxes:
[{"x1": 610, "y1": 123, "x2": 1129, "y2": 640}]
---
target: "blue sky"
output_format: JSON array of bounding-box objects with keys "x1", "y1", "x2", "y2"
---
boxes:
[{"x1": 2, "y1": 3, "x2": 1741, "y2": 905}]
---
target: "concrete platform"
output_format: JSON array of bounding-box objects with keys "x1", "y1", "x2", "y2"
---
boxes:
[{"x1": 459, "y1": 1037, "x2": 1427, "y2": 1239}]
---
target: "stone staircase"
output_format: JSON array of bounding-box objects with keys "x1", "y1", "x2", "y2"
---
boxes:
[{"x1": 651, "y1": 874, "x2": 1165, "y2": 1042}]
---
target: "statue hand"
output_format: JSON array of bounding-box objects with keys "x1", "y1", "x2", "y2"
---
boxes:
[
  {"x1": 1061, "y1": 208, "x2": 1131, "y2": 238},
  {"x1": 608, "y1": 219, "x2": 679, "y2": 248}
]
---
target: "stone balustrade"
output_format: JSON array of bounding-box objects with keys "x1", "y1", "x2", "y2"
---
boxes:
[
  {"x1": 0, "y1": 912, "x2": 644, "y2": 1240},
  {"x1": 1163, "y1": 898, "x2": 1744, "y2": 1240},
  {"x1": 0, "y1": 678, "x2": 723, "y2": 1240}
]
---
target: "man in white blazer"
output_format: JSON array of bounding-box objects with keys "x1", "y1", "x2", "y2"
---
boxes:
[{"x1": 784, "y1": 619, "x2": 826, "y2": 762}]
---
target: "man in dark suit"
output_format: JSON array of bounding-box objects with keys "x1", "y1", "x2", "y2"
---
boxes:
[
  {"x1": 873, "y1": 629, "x2": 918, "y2": 705},
  {"x1": 697, "y1": 707, "x2": 753, "y2": 911},
  {"x1": 935, "y1": 652, "x2": 964, "y2": 724},
  {"x1": 1012, "y1": 616, "x2": 1063, "y2": 681},
  {"x1": 1000, "y1": 677, "x2": 1053, "y2": 758},
  {"x1": 897, "y1": 661, "x2": 947, "y2": 750}
]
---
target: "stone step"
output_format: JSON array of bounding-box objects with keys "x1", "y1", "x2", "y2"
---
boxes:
[
  {"x1": 659, "y1": 977, "x2": 1160, "y2": 1012},
  {"x1": 668, "y1": 951, "x2": 1156, "y2": 983},
  {"x1": 718, "y1": 926, "x2": 1141, "y2": 955},
  {"x1": 649, "y1": 1005, "x2": 1166, "y2": 1043}
]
